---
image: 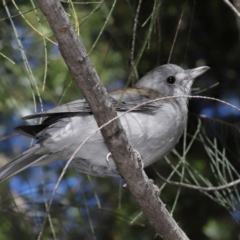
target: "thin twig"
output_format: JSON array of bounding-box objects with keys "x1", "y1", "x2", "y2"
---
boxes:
[
  {"x1": 168, "y1": 3, "x2": 186, "y2": 63},
  {"x1": 155, "y1": 170, "x2": 240, "y2": 192},
  {"x1": 131, "y1": 0, "x2": 142, "y2": 67},
  {"x1": 223, "y1": 0, "x2": 240, "y2": 18},
  {"x1": 88, "y1": 0, "x2": 116, "y2": 54},
  {"x1": 0, "y1": 133, "x2": 17, "y2": 141}
]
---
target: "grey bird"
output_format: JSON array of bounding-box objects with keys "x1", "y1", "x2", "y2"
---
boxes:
[{"x1": 0, "y1": 64, "x2": 209, "y2": 182}]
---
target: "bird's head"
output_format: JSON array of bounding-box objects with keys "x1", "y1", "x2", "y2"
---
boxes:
[{"x1": 135, "y1": 64, "x2": 210, "y2": 97}]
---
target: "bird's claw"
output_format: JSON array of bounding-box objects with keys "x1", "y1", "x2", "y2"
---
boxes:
[
  {"x1": 106, "y1": 152, "x2": 112, "y2": 163},
  {"x1": 133, "y1": 149, "x2": 144, "y2": 171},
  {"x1": 148, "y1": 179, "x2": 160, "y2": 196}
]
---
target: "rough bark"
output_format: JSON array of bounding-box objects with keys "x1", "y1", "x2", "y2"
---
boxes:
[{"x1": 36, "y1": 1, "x2": 189, "y2": 239}]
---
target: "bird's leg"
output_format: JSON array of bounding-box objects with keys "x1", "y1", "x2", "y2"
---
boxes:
[{"x1": 106, "y1": 150, "x2": 143, "y2": 170}]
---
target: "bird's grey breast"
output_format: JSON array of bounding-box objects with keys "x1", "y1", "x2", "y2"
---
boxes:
[{"x1": 121, "y1": 99, "x2": 187, "y2": 167}]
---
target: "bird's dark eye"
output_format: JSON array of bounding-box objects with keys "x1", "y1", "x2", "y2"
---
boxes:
[{"x1": 166, "y1": 76, "x2": 176, "y2": 84}]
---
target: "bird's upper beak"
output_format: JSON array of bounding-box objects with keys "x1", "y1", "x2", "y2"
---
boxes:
[{"x1": 186, "y1": 66, "x2": 210, "y2": 79}]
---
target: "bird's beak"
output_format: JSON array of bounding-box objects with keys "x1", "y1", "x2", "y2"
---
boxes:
[{"x1": 187, "y1": 66, "x2": 210, "y2": 79}]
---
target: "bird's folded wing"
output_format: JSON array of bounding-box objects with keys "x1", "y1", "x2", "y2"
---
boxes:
[
  {"x1": 22, "y1": 99, "x2": 90, "y2": 120},
  {"x1": 110, "y1": 88, "x2": 164, "y2": 112},
  {"x1": 23, "y1": 88, "x2": 163, "y2": 120}
]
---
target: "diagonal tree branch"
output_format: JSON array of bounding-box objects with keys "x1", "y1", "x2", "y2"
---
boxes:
[{"x1": 36, "y1": 1, "x2": 189, "y2": 239}]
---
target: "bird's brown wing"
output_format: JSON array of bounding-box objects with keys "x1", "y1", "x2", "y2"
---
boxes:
[{"x1": 22, "y1": 87, "x2": 164, "y2": 120}]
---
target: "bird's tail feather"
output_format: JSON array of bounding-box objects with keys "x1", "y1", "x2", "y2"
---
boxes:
[{"x1": 0, "y1": 145, "x2": 47, "y2": 183}]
